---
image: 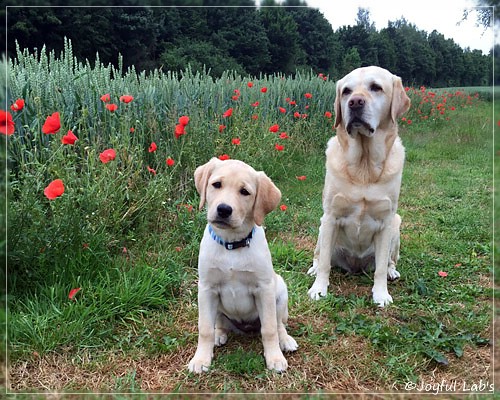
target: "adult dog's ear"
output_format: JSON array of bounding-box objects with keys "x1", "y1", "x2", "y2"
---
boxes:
[
  {"x1": 334, "y1": 78, "x2": 344, "y2": 128},
  {"x1": 253, "y1": 172, "x2": 281, "y2": 226},
  {"x1": 391, "y1": 75, "x2": 411, "y2": 123},
  {"x1": 194, "y1": 157, "x2": 221, "y2": 210}
]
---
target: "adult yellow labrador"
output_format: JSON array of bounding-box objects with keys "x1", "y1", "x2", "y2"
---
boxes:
[
  {"x1": 188, "y1": 158, "x2": 298, "y2": 374},
  {"x1": 308, "y1": 66, "x2": 411, "y2": 307}
]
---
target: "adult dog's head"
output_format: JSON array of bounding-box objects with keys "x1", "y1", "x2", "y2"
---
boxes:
[
  {"x1": 334, "y1": 66, "x2": 411, "y2": 138},
  {"x1": 194, "y1": 158, "x2": 281, "y2": 235}
]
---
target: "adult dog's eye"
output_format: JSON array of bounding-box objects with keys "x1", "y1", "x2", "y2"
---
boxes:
[
  {"x1": 212, "y1": 182, "x2": 222, "y2": 189},
  {"x1": 342, "y1": 87, "x2": 352, "y2": 96},
  {"x1": 370, "y1": 83, "x2": 383, "y2": 92},
  {"x1": 240, "y1": 188, "x2": 251, "y2": 196}
]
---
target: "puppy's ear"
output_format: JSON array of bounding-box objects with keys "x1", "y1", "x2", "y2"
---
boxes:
[
  {"x1": 194, "y1": 158, "x2": 220, "y2": 210},
  {"x1": 334, "y1": 78, "x2": 343, "y2": 128},
  {"x1": 253, "y1": 172, "x2": 281, "y2": 226},
  {"x1": 391, "y1": 75, "x2": 411, "y2": 123}
]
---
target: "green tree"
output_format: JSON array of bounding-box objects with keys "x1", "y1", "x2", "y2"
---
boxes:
[
  {"x1": 259, "y1": 6, "x2": 302, "y2": 75},
  {"x1": 340, "y1": 47, "x2": 362, "y2": 76},
  {"x1": 287, "y1": 7, "x2": 339, "y2": 75}
]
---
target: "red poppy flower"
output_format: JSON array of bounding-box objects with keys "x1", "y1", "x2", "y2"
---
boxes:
[
  {"x1": 99, "y1": 148, "x2": 116, "y2": 163},
  {"x1": 147, "y1": 166, "x2": 157, "y2": 175},
  {"x1": 223, "y1": 108, "x2": 233, "y2": 118},
  {"x1": 293, "y1": 111, "x2": 301, "y2": 118},
  {"x1": 438, "y1": 271, "x2": 448, "y2": 277},
  {"x1": 296, "y1": 175, "x2": 307, "y2": 181},
  {"x1": 69, "y1": 287, "x2": 81, "y2": 301},
  {"x1": 175, "y1": 124, "x2": 186, "y2": 139},
  {"x1": 324, "y1": 111, "x2": 332, "y2": 119},
  {"x1": 232, "y1": 95, "x2": 239, "y2": 101},
  {"x1": 304, "y1": 93, "x2": 313, "y2": 99},
  {"x1": 260, "y1": 87, "x2": 267, "y2": 93},
  {"x1": 10, "y1": 99, "x2": 25, "y2": 112},
  {"x1": 100, "y1": 93, "x2": 111, "y2": 102},
  {"x1": 234, "y1": 89, "x2": 241, "y2": 96},
  {"x1": 219, "y1": 124, "x2": 226, "y2": 133},
  {"x1": 61, "y1": 130, "x2": 78, "y2": 145},
  {"x1": 166, "y1": 157, "x2": 175, "y2": 166},
  {"x1": 280, "y1": 204, "x2": 287, "y2": 211},
  {"x1": 247, "y1": 82, "x2": 253, "y2": 88},
  {"x1": 251, "y1": 115, "x2": 258, "y2": 120},
  {"x1": 289, "y1": 100, "x2": 296, "y2": 106},
  {"x1": 148, "y1": 142, "x2": 157, "y2": 152},
  {"x1": 130, "y1": 127, "x2": 135, "y2": 133},
  {"x1": 275, "y1": 144, "x2": 284, "y2": 151},
  {"x1": 0, "y1": 110, "x2": 15, "y2": 135},
  {"x1": 269, "y1": 124, "x2": 279, "y2": 133},
  {"x1": 252, "y1": 102, "x2": 260, "y2": 107},
  {"x1": 218, "y1": 154, "x2": 230, "y2": 161},
  {"x1": 42, "y1": 112, "x2": 61, "y2": 134},
  {"x1": 44, "y1": 179, "x2": 65, "y2": 200},
  {"x1": 119, "y1": 95, "x2": 134, "y2": 103},
  {"x1": 279, "y1": 107, "x2": 286, "y2": 114},
  {"x1": 285, "y1": 97, "x2": 291, "y2": 103},
  {"x1": 279, "y1": 132, "x2": 289, "y2": 139},
  {"x1": 178, "y1": 115, "x2": 190, "y2": 126},
  {"x1": 106, "y1": 104, "x2": 118, "y2": 112},
  {"x1": 232, "y1": 138, "x2": 241, "y2": 145}
]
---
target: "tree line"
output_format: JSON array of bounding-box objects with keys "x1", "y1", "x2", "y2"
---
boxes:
[{"x1": 4, "y1": 0, "x2": 494, "y2": 87}]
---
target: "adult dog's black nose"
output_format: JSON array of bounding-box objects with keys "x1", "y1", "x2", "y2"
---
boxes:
[
  {"x1": 217, "y1": 203, "x2": 233, "y2": 219},
  {"x1": 348, "y1": 96, "x2": 365, "y2": 110}
]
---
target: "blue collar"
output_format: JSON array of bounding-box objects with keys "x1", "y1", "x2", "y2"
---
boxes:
[{"x1": 208, "y1": 225, "x2": 256, "y2": 250}]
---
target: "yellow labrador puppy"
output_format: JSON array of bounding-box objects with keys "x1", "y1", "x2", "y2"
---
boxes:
[
  {"x1": 308, "y1": 66, "x2": 411, "y2": 307},
  {"x1": 188, "y1": 158, "x2": 298, "y2": 373}
]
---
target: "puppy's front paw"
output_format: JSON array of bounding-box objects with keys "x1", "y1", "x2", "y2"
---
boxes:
[
  {"x1": 188, "y1": 356, "x2": 212, "y2": 374},
  {"x1": 280, "y1": 334, "x2": 298, "y2": 352},
  {"x1": 372, "y1": 288, "x2": 393, "y2": 307},
  {"x1": 265, "y1": 353, "x2": 288, "y2": 372},
  {"x1": 308, "y1": 280, "x2": 328, "y2": 300}
]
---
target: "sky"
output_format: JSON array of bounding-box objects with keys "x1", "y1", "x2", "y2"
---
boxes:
[{"x1": 297, "y1": 0, "x2": 495, "y2": 54}]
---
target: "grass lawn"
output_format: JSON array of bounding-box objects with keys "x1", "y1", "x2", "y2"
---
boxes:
[{"x1": 4, "y1": 46, "x2": 494, "y2": 395}]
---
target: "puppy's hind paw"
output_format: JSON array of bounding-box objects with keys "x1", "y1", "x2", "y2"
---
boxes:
[
  {"x1": 387, "y1": 267, "x2": 400, "y2": 281},
  {"x1": 214, "y1": 330, "x2": 228, "y2": 346},
  {"x1": 307, "y1": 260, "x2": 319, "y2": 276},
  {"x1": 280, "y1": 335, "x2": 298, "y2": 352}
]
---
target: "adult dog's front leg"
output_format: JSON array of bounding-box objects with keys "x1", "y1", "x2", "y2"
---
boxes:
[
  {"x1": 308, "y1": 213, "x2": 338, "y2": 300},
  {"x1": 188, "y1": 285, "x2": 218, "y2": 373},
  {"x1": 256, "y1": 287, "x2": 288, "y2": 372},
  {"x1": 372, "y1": 221, "x2": 394, "y2": 307}
]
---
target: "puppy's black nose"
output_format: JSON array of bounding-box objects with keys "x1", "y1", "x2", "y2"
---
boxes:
[
  {"x1": 348, "y1": 96, "x2": 365, "y2": 109},
  {"x1": 217, "y1": 203, "x2": 233, "y2": 219}
]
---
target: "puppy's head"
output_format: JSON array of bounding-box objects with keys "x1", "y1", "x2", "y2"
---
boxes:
[
  {"x1": 194, "y1": 158, "x2": 281, "y2": 231},
  {"x1": 334, "y1": 66, "x2": 411, "y2": 137}
]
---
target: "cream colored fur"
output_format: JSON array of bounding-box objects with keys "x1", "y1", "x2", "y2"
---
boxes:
[
  {"x1": 188, "y1": 158, "x2": 297, "y2": 373},
  {"x1": 307, "y1": 66, "x2": 411, "y2": 307}
]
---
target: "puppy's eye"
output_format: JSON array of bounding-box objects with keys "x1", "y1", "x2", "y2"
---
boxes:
[
  {"x1": 370, "y1": 83, "x2": 383, "y2": 92},
  {"x1": 240, "y1": 188, "x2": 251, "y2": 196},
  {"x1": 342, "y1": 87, "x2": 352, "y2": 96},
  {"x1": 212, "y1": 182, "x2": 222, "y2": 189}
]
